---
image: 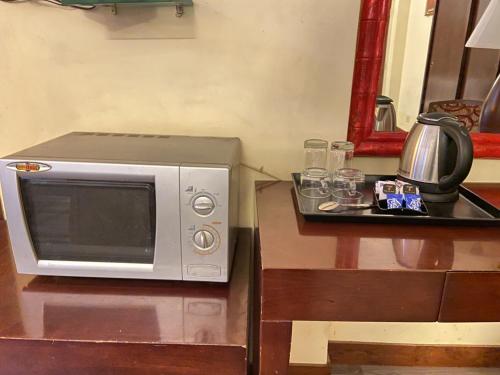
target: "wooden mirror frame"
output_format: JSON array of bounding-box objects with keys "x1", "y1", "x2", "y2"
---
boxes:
[{"x1": 347, "y1": 0, "x2": 500, "y2": 158}]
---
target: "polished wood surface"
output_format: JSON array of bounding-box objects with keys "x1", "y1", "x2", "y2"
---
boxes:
[
  {"x1": 0, "y1": 340, "x2": 246, "y2": 375},
  {"x1": 288, "y1": 364, "x2": 330, "y2": 375},
  {"x1": 259, "y1": 321, "x2": 292, "y2": 375},
  {"x1": 0, "y1": 222, "x2": 251, "y2": 374},
  {"x1": 329, "y1": 342, "x2": 500, "y2": 367},
  {"x1": 442, "y1": 184, "x2": 500, "y2": 322},
  {"x1": 464, "y1": 183, "x2": 500, "y2": 209},
  {"x1": 261, "y1": 269, "x2": 444, "y2": 322},
  {"x1": 440, "y1": 272, "x2": 500, "y2": 322},
  {"x1": 256, "y1": 182, "x2": 500, "y2": 272},
  {"x1": 255, "y1": 181, "x2": 500, "y2": 374},
  {"x1": 330, "y1": 365, "x2": 500, "y2": 374}
]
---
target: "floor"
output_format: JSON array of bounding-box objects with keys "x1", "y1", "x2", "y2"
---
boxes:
[{"x1": 331, "y1": 365, "x2": 500, "y2": 374}]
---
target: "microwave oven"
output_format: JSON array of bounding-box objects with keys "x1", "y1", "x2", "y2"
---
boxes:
[{"x1": 0, "y1": 132, "x2": 240, "y2": 282}]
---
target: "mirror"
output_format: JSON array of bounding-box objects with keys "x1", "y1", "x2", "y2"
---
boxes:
[
  {"x1": 348, "y1": 0, "x2": 500, "y2": 157},
  {"x1": 377, "y1": 0, "x2": 500, "y2": 133}
]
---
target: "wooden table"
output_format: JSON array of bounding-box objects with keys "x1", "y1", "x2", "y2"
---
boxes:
[
  {"x1": 254, "y1": 182, "x2": 500, "y2": 375},
  {"x1": 0, "y1": 222, "x2": 251, "y2": 375}
]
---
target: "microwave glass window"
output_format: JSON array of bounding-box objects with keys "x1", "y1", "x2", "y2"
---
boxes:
[{"x1": 19, "y1": 179, "x2": 156, "y2": 264}]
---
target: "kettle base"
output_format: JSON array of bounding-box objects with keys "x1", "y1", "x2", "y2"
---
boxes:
[{"x1": 421, "y1": 190, "x2": 459, "y2": 203}]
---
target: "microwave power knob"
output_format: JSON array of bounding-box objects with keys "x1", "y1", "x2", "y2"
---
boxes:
[
  {"x1": 192, "y1": 195, "x2": 215, "y2": 216},
  {"x1": 193, "y1": 230, "x2": 215, "y2": 251}
]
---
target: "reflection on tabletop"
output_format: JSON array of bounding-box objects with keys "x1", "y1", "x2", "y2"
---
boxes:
[
  {"x1": 0, "y1": 225, "x2": 251, "y2": 347},
  {"x1": 16, "y1": 276, "x2": 229, "y2": 345},
  {"x1": 255, "y1": 181, "x2": 500, "y2": 272}
]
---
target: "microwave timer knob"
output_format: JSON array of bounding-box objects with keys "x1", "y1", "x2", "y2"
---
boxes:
[
  {"x1": 193, "y1": 230, "x2": 215, "y2": 251},
  {"x1": 192, "y1": 195, "x2": 215, "y2": 216}
]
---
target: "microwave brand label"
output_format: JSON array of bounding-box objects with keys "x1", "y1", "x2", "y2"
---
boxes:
[{"x1": 7, "y1": 162, "x2": 51, "y2": 173}]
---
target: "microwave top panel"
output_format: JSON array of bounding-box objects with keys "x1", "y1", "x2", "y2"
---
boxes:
[{"x1": 4, "y1": 132, "x2": 240, "y2": 167}]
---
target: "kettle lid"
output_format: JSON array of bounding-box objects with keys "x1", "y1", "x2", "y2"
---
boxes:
[
  {"x1": 417, "y1": 112, "x2": 458, "y2": 125},
  {"x1": 376, "y1": 95, "x2": 394, "y2": 105}
]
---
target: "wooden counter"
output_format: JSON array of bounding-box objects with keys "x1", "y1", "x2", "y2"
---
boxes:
[
  {"x1": 254, "y1": 181, "x2": 500, "y2": 375},
  {"x1": 0, "y1": 222, "x2": 251, "y2": 375}
]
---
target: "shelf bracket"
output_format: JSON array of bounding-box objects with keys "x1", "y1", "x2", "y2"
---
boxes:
[{"x1": 175, "y1": 3, "x2": 184, "y2": 17}]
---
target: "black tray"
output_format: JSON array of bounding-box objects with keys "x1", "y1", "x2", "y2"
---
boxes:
[{"x1": 292, "y1": 173, "x2": 499, "y2": 226}]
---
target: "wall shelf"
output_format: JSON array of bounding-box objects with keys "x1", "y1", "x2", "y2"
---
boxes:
[{"x1": 60, "y1": 0, "x2": 193, "y2": 16}]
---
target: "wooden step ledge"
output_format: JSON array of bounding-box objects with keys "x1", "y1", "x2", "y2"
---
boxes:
[{"x1": 328, "y1": 341, "x2": 500, "y2": 368}]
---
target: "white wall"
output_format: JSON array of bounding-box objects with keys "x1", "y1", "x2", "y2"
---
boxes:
[
  {"x1": 330, "y1": 322, "x2": 500, "y2": 345},
  {"x1": 396, "y1": 0, "x2": 434, "y2": 130},
  {"x1": 0, "y1": 0, "x2": 361, "y2": 365},
  {"x1": 382, "y1": 0, "x2": 410, "y2": 108},
  {"x1": 0, "y1": 0, "x2": 360, "y2": 228},
  {"x1": 382, "y1": 0, "x2": 433, "y2": 130}
]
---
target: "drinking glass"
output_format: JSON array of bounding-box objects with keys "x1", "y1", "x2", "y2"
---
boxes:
[
  {"x1": 330, "y1": 141, "x2": 354, "y2": 176},
  {"x1": 303, "y1": 139, "x2": 329, "y2": 177},
  {"x1": 300, "y1": 139, "x2": 331, "y2": 198},
  {"x1": 331, "y1": 168, "x2": 365, "y2": 206}
]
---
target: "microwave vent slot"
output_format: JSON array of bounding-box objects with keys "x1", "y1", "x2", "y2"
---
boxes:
[
  {"x1": 73, "y1": 132, "x2": 172, "y2": 139},
  {"x1": 74, "y1": 132, "x2": 97, "y2": 136}
]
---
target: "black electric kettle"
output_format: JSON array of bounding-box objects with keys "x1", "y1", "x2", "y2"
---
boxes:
[{"x1": 397, "y1": 112, "x2": 473, "y2": 202}]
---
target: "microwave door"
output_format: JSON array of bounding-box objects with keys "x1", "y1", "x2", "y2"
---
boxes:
[
  {"x1": 0, "y1": 161, "x2": 182, "y2": 280},
  {"x1": 20, "y1": 179, "x2": 156, "y2": 264}
]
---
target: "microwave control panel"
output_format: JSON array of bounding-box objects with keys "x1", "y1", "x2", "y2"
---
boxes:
[{"x1": 179, "y1": 166, "x2": 230, "y2": 282}]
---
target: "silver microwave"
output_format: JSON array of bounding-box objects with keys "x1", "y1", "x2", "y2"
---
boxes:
[{"x1": 0, "y1": 132, "x2": 240, "y2": 282}]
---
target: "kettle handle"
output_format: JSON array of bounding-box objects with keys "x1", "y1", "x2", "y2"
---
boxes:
[{"x1": 438, "y1": 121, "x2": 473, "y2": 191}]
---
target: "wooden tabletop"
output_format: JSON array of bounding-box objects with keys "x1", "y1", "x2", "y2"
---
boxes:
[
  {"x1": 256, "y1": 182, "x2": 500, "y2": 272},
  {"x1": 255, "y1": 181, "x2": 500, "y2": 323},
  {"x1": 0, "y1": 222, "x2": 251, "y2": 375},
  {"x1": 465, "y1": 183, "x2": 500, "y2": 209}
]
